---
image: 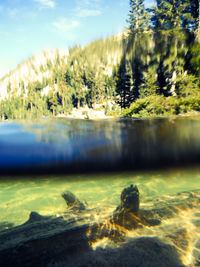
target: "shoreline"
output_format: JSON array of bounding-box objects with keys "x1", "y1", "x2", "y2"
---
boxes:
[{"x1": 57, "y1": 107, "x2": 114, "y2": 120}]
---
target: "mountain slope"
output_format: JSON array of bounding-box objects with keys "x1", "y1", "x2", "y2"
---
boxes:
[
  {"x1": 0, "y1": 49, "x2": 69, "y2": 99},
  {"x1": 0, "y1": 34, "x2": 124, "y2": 119}
]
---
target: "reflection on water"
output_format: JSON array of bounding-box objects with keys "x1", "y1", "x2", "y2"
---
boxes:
[{"x1": 0, "y1": 116, "x2": 200, "y2": 173}]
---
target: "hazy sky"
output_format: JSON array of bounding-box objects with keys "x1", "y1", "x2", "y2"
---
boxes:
[{"x1": 0, "y1": 0, "x2": 154, "y2": 78}]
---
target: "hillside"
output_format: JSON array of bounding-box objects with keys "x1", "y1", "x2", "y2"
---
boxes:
[
  {"x1": 0, "y1": 0, "x2": 199, "y2": 121},
  {"x1": 0, "y1": 34, "x2": 124, "y2": 119},
  {"x1": 0, "y1": 49, "x2": 69, "y2": 99}
]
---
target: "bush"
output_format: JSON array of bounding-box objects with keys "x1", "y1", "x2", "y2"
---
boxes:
[{"x1": 122, "y1": 94, "x2": 200, "y2": 118}]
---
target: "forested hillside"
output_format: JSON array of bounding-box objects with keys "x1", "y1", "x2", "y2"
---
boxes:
[
  {"x1": 0, "y1": 35, "x2": 123, "y2": 119},
  {"x1": 0, "y1": 0, "x2": 199, "y2": 120},
  {"x1": 121, "y1": 0, "x2": 200, "y2": 117}
]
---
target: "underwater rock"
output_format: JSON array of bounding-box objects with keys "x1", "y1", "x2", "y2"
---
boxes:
[
  {"x1": 0, "y1": 214, "x2": 183, "y2": 267},
  {"x1": 62, "y1": 191, "x2": 86, "y2": 211},
  {"x1": 0, "y1": 222, "x2": 14, "y2": 231},
  {"x1": 112, "y1": 185, "x2": 161, "y2": 230},
  {"x1": 24, "y1": 211, "x2": 53, "y2": 224},
  {"x1": 192, "y1": 248, "x2": 200, "y2": 265},
  {"x1": 56, "y1": 237, "x2": 184, "y2": 267},
  {"x1": 0, "y1": 188, "x2": 200, "y2": 266},
  {"x1": 165, "y1": 227, "x2": 189, "y2": 251},
  {"x1": 120, "y1": 184, "x2": 139, "y2": 213},
  {"x1": 0, "y1": 211, "x2": 97, "y2": 267},
  {"x1": 112, "y1": 184, "x2": 141, "y2": 230}
]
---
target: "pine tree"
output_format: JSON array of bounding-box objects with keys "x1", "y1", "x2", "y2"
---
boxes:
[
  {"x1": 127, "y1": 0, "x2": 149, "y2": 34},
  {"x1": 151, "y1": 0, "x2": 191, "y2": 96},
  {"x1": 48, "y1": 90, "x2": 58, "y2": 116},
  {"x1": 196, "y1": 0, "x2": 200, "y2": 42},
  {"x1": 27, "y1": 82, "x2": 36, "y2": 112},
  {"x1": 58, "y1": 69, "x2": 67, "y2": 109},
  {"x1": 126, "y1": 1, "x2": 152, "y2": 101},
  {"x1": 93, "y1": 72, "x2": 105, "y2": 104},
  {"x1": 139, "y1": 67, "x2": 159, "y2": 98},
  {"x1": 115, "y1": 57, "x2": 132, "y2": 109},
  {"x1": 176, "y1": 73, "x2": 199, "y2": 97},
  {"x1": 73, "y1": 63, "x2": 85, "y2": 109}
]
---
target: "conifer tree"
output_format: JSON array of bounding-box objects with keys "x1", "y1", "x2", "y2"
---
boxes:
[
  {"x1": 195, "y1": 0, "x2": 200, "y2": 42},
  {"x1": 58, "y1": 69, "x2": 67, "y2": 109},
  {"x1": 139, "y1": 67, "x2": 159, "y2": 98},
  {"x1": 127, "y1": 0, "x2": 149, "y2": 34},
  {"x1": 152, "y1": 0, "x2": 191, "y2": 96},
  {"x1": 127, "y1": 0, "x2": 152, "y2": 101},
  {"x1": 73, "y1": 64, "x2": 84, "y2": 109},
  {"x1": 154, "y1": 0, "x2": 184, "y2": 30},
  {"x1": 48, "y1": 90, "x2": 58, "y2": 116},
  {"x1": 27, "y1": 82, "x2": 35, "y2": 112},
  {"x1": 115, "y1": 57, "x2": 132, "y2": 109}
]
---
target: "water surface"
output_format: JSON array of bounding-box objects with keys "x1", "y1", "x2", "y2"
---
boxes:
[{"x1": 1, "y1": 116, "x2": 200, "y2": 174}]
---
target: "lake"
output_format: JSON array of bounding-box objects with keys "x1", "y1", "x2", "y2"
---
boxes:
[{"x1": 1, "y1": 116, "x2": 200, "y2": 266}]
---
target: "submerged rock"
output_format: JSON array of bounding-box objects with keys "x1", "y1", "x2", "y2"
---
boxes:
[
  {"x1": 112, "y1": 184, "x2": 161, "y2": 230},
  {"x1": 119, "y1": 184, "x2": 139, "y2": 213},
  {"x1": 24, "y1": 211, "x2": 53, "y2": 224},
  {"x1": 0, "y1": 187, "x2": 200, "y2": 266},
  {"x1": 0, "y1": 222, "x2": 14, "y2": 231},
  {"x1": 62, "y1": 191, "x2": 86, "y2": 211},
  {"x1": 112, "y1": 184, "x2": 141, "y2": 230}
]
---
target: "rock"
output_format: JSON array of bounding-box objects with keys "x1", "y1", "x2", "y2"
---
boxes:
[
  {"x1": 145, "y1": 218, "x2": 161, "y2": 226},
  {"x1": 0, "y1": 222, "x2": 14, "y2": 231},
  {"x1": 57, "y1": 237, "x2": 184, "y2": 267},
  {"x1": 120, "y1": 184, "x2": 140, "y2": 213},
  {"x1": 165, "y1": 228, "x2": 189, "y2": 251},
  {"x1": 0, "y1": 219, "x2": 183, "y2": 267},
  {"x1": 62, "y1": 191, "x2": 86, "y2": 211},
  {"x1": 1, "y1": 187, "x2": 200, "y2": 266},
  {"x1": 112, "y1": 184, "x2": 141, "y2": 230},
  {"x1": 24, "y1": 211, "x2": 52, "y2": 224},
  {"x1": 192, "y1": 219, "x2": 200, "y2": 227},
  {"x1": 112, "y1": 185, "x2": 161, "y2": 230},
  {"x1": 195, "y1": 238, "x2": 200, "y2": 249},
  {"x1": 0, "y1": 212, "x2": 99, "y2": 267},
  {"x1": 192, "y1": 248, "x2": 200, "y2": 266}
]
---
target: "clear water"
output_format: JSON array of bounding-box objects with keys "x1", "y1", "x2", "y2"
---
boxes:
[
  {"x1": 1, "y1": 117, "x2": 200, "y2": 266},
  {"x1": 1, "y1": 167, "x2": 200, "y2": 226}
]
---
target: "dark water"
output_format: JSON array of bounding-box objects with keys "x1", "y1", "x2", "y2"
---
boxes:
[{"x1": 0, "y1": 116, "x2": 200, "y2": 174}]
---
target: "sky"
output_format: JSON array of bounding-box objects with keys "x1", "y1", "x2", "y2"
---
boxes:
[{"x1": 0, "y1": 0, "x2": 154, "y2": 78}]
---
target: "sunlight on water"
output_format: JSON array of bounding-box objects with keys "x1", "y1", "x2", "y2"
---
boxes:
[{"x1": 1, "y1": 167, "x2": 200, "y2": 226}]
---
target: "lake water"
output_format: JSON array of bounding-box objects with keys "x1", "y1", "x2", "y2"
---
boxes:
[
  {"x1": 1, "y1": 116, "x2": 200, "y2": 266},
  {"x1": 1, "y1": 168, "x2": 200, "y2": 226},
  {"x1": 0, "y1": 116, "x2": 200, "y2": 225},
  {"x1": 1, "y1": 116, "x2": 200, "y2": 174}
]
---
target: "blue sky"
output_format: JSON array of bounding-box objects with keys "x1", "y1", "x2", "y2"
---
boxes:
[{"x1": 0, "y1": 0, "x2": 154, "y2": 78}]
